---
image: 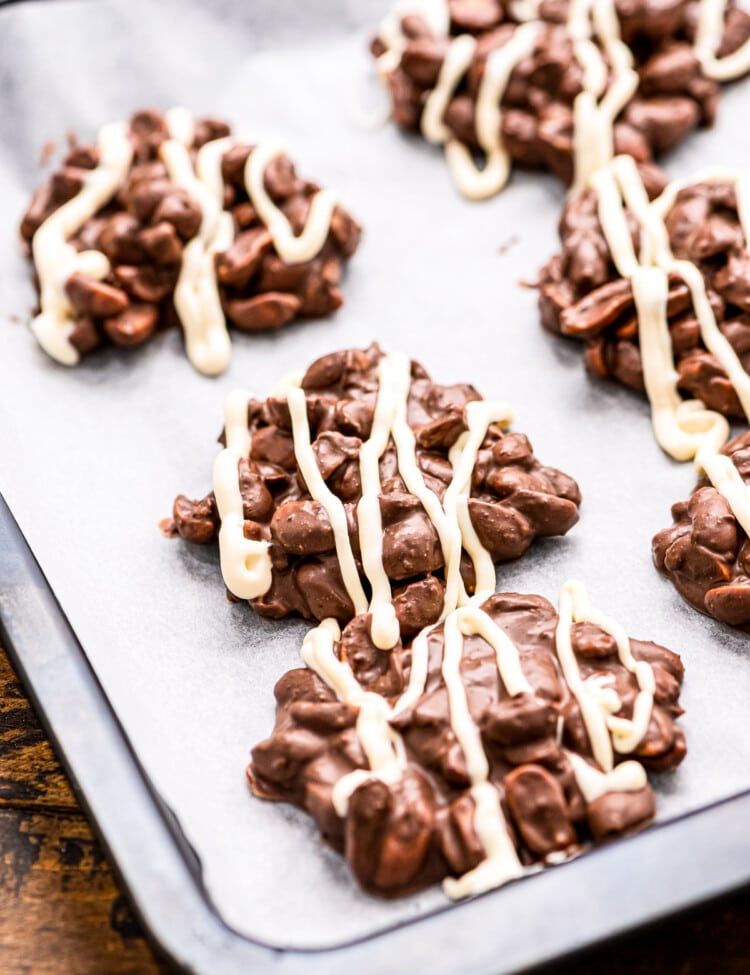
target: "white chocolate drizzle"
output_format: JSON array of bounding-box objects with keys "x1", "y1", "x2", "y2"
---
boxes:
[
  {"x1": 695, "y1": 0, "x2": 750, "y2": 80},
  {"x1": 419, "y1": 24, "x2": 541, "y2": 201},
  {"x1": 590, "y1": 154, "x2": 750, "y2": 533},
  {"x1": 441, "y1": 610, "x2": 526, "y2": 898},
  {"x1": 388, "y1": 381, "x2": 514, "y2": 619},
  {"x1": 555, "y1": 581, "x2": 655, "y2": 771},
  {"x1": 356, "y1": 355, "x2": 407, "y2": 650},
  {"x1": 567, "y1": 0, "x2": 638, "y2": 193},
  {"x1": 565, "y1": 750, "x2": 647, "y2": 802},
  {"x1": 30, "y1": 108, "x2": 342, "y2": 375},
  {"x1": 160, "y1": 136, "x2": 235, "y2": 376},
  {"x1": 376, "y1": 0, "x2": 542, "y2": 199},
  {"x1": 286, "y1": 384, "x2": 370, "y2": 617},
  {"x1": 243, "y1": 143, "x2": 339, "y2": 265},
  {"x1": 446, "y1": 400, "x2": 514, "y2": 602},
  {"x1": 213, "y1": 389, "x2": 273, "y2": 600},
  {"x1": 30, "y1": 122, "x2": 134, "y2": 366},
  {"x1": 301, "y1": 620, "x2": 407, "y2": 818},
  {"x1": 302, "y1": 563, "x2": 654, "y2": 899},
  {"x1": 374, "y1": 0, "x2": 650, "y2": 199},
  {"x1": 165, "y1": 106, "x2": 196, "y2": 147}
]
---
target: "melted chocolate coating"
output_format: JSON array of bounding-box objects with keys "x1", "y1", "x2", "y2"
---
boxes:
[
  {"x1": 654, "y1": 431, "x2": 750, "y2": 629},
  {"x1": 20, "y1": 109, "x2": 360, "y2": 358},
  {"x1": 169, "y1": 344, "x2": 582, "y2": 635},
  {"x1": 372, "y1": 0, "x2": 750, "y2": 186},
  {"x1": 538, "y1": 173, "x2": 750, "y2": 418},
  {"x1": 249, "y1": 593, "x2": 686, "y2": 897}
]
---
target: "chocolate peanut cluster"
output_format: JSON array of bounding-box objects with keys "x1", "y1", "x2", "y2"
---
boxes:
[
  {"x1": 20, "y1": 109, "x2": 360, "y2": 359},
  {"x1": 372, "y1": 0, "x2": 750, "y2": 185},
  {"x1": 167, "y1": 344, "x2": 582, "y2": 636},
  {"x1": 538, "y1": 173, "x2": 750, "y2": 418},
  {"x1": 654, "y1": 432, "x2": 750, "y2": 628},
  {"x1": 249, "y1": 592, "x2": 686, "y2": 897}
]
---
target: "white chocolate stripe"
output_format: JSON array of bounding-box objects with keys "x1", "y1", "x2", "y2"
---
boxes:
[
  {"x1": 695, "y1": 0, "x2": 750, "y2": 80},
  {"x1": 213, "y1": 389, "x2": 273, "y2": 600},
  {"x1": 383, "y1": 7, "x2": 544, "y2": 201},
  {"x1": 393, "y1": 623, "x2": 433, "y2": 714},
  {"x1": 509, "y1": 0, "x2": 542, "y2": 22},
  {"x1": 287, "y1": 385, "x2": 370, "y2": 616},
  {"x1": 244, "y1": 143, "x2": 338, "y2": 265},
  {"x1": 160, "y1": 137, "x2": 234, "y2": 376},
  {"x1": 649, "y1": 172, "x2": 750, "y2": 422},
  {"x1": 309, "y1": 604, "x2": 532, "y2": 898},
  {"x1": 555, "y1": 580, "x2": 655, "y2": 770},
  {"x1": 700, "y1": 451, "x2": 750, "y2": 539},
  {"x1": 651, "y1": 169, "x2": 750, "y2": 244},
  {"x1": 444, "y1": 781, "x2": 524, "y2": 898},
  {"x1": 673, "y1": 258, "x2": 750, "y2": 420},
  {"x1": 390, "y1": 388, "x2": 514, "y2": 617},
  {"x1": 387, "y1": 375, "x2": 469, "y2": 615},
  {"x1": 631, "y1": 266, "x2": 729, "y2": 462},
  {"x1": 442, "y1": 609, "x2": 516, "y2": 792},
  {"x1": 165, "y1": 106, "x2": 196, "y2": 147},
  {"x1": 356, "y1": 355, "x2": 404, "y2": 650},
  {"x1": 31, "y1": 121, "x2": 133, "y2": 366},
  {"x1": 354, "y1": 353, "x2": 511, "y2": 639},
  {"x1": 422, "y1": 35, "x2": 477, "y2": 146},
  {"x1": 450, "y1": 606, "x2": 532, "y2": 699},
  {"x1": 565, "y1": 751, "x2": 647, "y2": 802},
  {"x1": 446, "y1": 401, "x2": 514, "y2": 603}
]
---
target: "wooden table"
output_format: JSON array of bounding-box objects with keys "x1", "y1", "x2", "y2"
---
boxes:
[{"x1": 1, "y1": 643, "x2": 748, "y2": 975}]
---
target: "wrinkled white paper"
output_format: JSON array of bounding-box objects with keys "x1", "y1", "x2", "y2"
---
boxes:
[{"x1": 1, "y1": 0, "x2": 750, "y2": 950}]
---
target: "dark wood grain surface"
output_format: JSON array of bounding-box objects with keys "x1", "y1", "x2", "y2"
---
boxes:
[{"x1": 1, "y1": 643, "x2": 748, "y2": 975}]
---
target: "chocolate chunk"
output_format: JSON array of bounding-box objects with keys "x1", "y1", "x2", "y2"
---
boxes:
[
  {"x1": 64, "y1": 274, "x2": 129, "y2": 318},
  {"x1": 171, "y1": 494, "x2": 219, "y2": 545},
  {"x1": 249, "y1": 590, "x2": 685, "y2": 897},
  {"x1": 224, "y1": 292, "x2": 301, "y2": 331}
]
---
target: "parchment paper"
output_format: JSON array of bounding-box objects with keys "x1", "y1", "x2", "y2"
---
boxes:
[{"x1": 1, "y1": 0, "x2": 750, "y2": 950}]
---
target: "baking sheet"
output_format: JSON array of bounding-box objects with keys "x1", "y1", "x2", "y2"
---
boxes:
[{"x1": 1, "y1": 0, "x2": 750, "y2": 951}]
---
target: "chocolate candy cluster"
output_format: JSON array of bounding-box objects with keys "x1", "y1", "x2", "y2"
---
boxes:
[
  {"x1": 21, "y1": 109, "x2": 360, "y2": 360},
  {"x1": 168, "y1": 344, "x2": 581, "y2": 636},
  {"x1": 250, "y1": 593, "x2": 686, "y2": 897},
  {"x1": 539, "y1": 173, "x2": 750, "y2": 418}
]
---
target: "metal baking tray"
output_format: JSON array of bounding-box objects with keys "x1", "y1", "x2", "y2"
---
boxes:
[{"x1": 2, "y1": 0, "x2": 750, "y2": 972}]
